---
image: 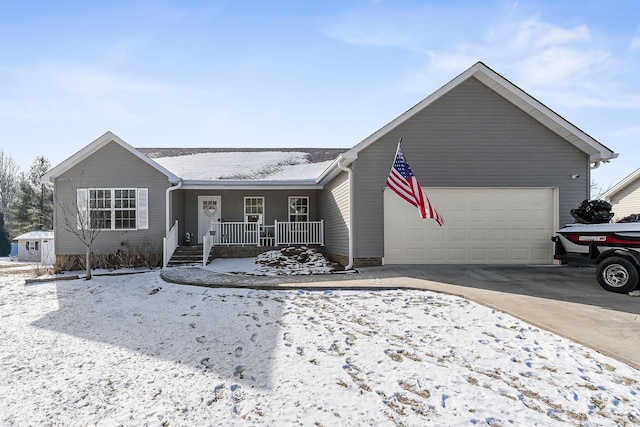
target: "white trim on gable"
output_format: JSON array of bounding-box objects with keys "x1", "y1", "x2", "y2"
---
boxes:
[
  {"x1": 341, "y1": 62, "x2": 617, "y2": 164},
  {"x1": 602, "y1": 168, "x2": 640, "y2": 201},
  {"x1": 42, "y1": 131, "x2": 180, "y2": 184}
]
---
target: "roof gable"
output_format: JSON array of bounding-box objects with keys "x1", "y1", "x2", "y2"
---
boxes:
[
  {"x1": 342, "y1": 61, "x2": 617, "y2": 163},
  {"x1": 42, "y1": 131, "x2": 179, "y2": 183},
  {"x1": 602, "y1": 168, "x2": 640, "y2": 200}
]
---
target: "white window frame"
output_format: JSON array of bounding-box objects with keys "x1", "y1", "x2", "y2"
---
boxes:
[
  {"x1": 78, "y1": 188, "x2": 148, "y2": 231},
  {"x1": 244, "y1": 196, "x2": 264, "y2": 225},
  {"x1": 288, "y1": 196, "x2": 309, "y2": 222}
]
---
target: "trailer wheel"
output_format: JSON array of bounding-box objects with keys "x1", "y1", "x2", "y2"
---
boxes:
[{"x1": 596, "y1": 256, "x2": 639, "y2": 293}]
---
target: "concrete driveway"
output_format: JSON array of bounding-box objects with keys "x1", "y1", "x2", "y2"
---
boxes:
[{"x1": 161, "y1": 264, "x2": 640, "y2": 369}]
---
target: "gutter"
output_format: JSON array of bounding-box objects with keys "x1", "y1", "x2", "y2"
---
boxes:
[
  {"x1": 337, "y1": 155, "x2": 354, "y2": 270},
  {"x1": 166, "y1": 179, "x2": 183, "y2": 235}
]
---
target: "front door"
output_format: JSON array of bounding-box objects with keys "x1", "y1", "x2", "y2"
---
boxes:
[{"x1": 197, "y1": 195, "x2": 221, "y2": 244}]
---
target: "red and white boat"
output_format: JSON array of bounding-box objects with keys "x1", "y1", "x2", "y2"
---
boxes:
[{"x1": 553, "y1": 222, "x2": 640, "y2": 293}]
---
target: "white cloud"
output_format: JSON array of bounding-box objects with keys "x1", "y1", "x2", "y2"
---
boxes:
[
  {"x1": 30, "y1": 63, "x2": 174, "y2": 97},
  {"x1": 389, "y1": 13, "x2": 640, "y2": 111},
  {"x1": 508, "y1": 20, "x2": 591, "y2": 51},
  {"x1": 516, "y1": 47, "x2": 610, "y2": 86}
]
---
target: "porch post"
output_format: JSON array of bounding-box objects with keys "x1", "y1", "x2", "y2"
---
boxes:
[
  {"x1": 274, "y1": 220, "x2": 279, "y2": 246},
  {"x1": 320, "y1": 219, "x2": 324, "y2": 246}
]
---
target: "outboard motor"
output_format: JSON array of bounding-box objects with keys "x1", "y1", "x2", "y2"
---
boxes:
[{"x1": 570, "y1": 199, "x2": 614, "y2": 224}]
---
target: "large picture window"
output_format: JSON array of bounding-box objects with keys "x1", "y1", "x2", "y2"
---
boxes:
[
  {"x1": 78, "y1": 188, "x2": 148, "y2": 231},
  {"x1": 288, "y1": 197, "x2": 309, "y2": 222}
]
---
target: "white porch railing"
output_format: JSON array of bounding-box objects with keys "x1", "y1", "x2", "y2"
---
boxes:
[
  {"x1": 210, "y1": 221, "x2": 324, "y2": 247},
  {"x1": 275, "y1": 220, "x2": 324, "y2": 246},
  {"x1": 163, "y1": 220, "x2": 179, "y2": 267},
  {"x1": 211, "y1": 222, "x2": 260, "y2": 246}
]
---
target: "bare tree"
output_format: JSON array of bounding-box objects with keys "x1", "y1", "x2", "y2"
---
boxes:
[
  {"x1": 0, "y1": 150, "x2": 20, "y2": 229},
  {"x1": 591, "y1": 180, "x2": 613, "y2": 200},
  {"x1": 56, "y1": 176, "x2": 101, "y2": 280}
]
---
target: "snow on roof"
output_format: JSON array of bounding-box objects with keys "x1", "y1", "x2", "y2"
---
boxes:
[
  {"x1": 147, "y1": 149, "x2": 343, "y2": 181},
  {"x1": 14, "y1": 231, "x2": 54, "y2": 240}
]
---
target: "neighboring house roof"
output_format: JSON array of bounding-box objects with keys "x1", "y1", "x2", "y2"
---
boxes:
[
  {"x1": 42, "y1": 131, "x2": 180, "y2": 183},
  {"x1": 339, "y1": 61, "x2": 617, "y2": 164},
  {"x1": 602, "y1": 168, "x2": 640, "y2": 201},
  {"x1": 14, "y1": 231, "x2": 54, "y2": 240},
  {"x1": 138, "y1": 148, "x2": 346, "y2": 187}
]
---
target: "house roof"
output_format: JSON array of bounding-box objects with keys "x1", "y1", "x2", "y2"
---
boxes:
[
  {"x1": 41, "y1": 131, "x2": 180, "y2": 184},
  {"x1": 340, "y1": 61, "x2": 618, "y2": 164},
  {"x1": 14, "y1": 230, "x2": 54, "y2": 240},
  {"x1": 602, "y1": 168, "x2": 640, "y2": 201},
  {"x1": 138, "y1": 148, "x2": 345, "y2": 187}
]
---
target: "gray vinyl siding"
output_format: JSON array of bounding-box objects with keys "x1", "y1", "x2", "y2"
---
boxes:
[
  {"x1": 180, "y1": 189, "x2": 319, "y2": 244},
  {"x1": 318, "y1": 171, "x2": 350, "y2": 258},
  {"x1": 169, "y1": 189, "x2": 185, "y2": 237},
  {"x1": 608, "y1": 181, "x2": 640, "y2": 221},
  {"x1": 352, "y1": 77, "x2": 589, "y2": 260},
  {"x1": 54, "y1": 141, "x2": 171, "y2": 255}
]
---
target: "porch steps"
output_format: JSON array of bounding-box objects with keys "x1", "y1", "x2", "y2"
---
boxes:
[{"x1": 167, "y1": 245, "x2": 213, "y2": 267}]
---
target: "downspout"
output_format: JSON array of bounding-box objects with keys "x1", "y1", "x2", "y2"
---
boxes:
[
  {"x1": 166, "y1": 179, "x2": 183, "y2": 235},
  {"x1": 337, "y1": 155, "x2": 354, "y2": 270}
]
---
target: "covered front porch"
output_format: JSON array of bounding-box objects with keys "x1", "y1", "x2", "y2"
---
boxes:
[
  {"x1": 163, "y1": 189, "x2": 329, "y2": 267},
  {"x1": 164, "y1": 219, "x2": 325, "y2": 267}
]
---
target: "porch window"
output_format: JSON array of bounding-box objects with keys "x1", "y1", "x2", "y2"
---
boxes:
[
  {"x1": 288, "y1": 197, "x2": 309, "y2": 222},
  {"x1": 244, "y1": 197, "x2": 264, "y2": 224}
]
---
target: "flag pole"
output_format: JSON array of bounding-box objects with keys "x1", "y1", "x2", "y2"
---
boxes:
[{"x1": 383, "y1": 138, "x2": 403, "y2": 192}]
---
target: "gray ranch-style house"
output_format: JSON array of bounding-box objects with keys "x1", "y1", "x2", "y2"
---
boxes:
[{"x1": 43, "y1": 62, "x2": 617, "y2": 268}]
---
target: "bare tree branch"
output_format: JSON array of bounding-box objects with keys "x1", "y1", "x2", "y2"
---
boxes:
[{"x1": 56, "y1": 174, "x2": 101, "y2": 280}]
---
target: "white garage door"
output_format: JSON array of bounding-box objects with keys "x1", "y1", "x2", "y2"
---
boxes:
[{"x1": 384, "y1": 188, "x2": 557, "y2": 264}]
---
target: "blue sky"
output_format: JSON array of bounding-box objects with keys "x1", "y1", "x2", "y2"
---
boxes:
[{"x1": 1, "y1": 0, "x2": 639, "y2": 192}]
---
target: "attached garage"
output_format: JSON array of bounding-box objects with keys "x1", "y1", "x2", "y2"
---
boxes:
[{"x1": 384, "y1": 188, "x2": 558, "y2": 264}]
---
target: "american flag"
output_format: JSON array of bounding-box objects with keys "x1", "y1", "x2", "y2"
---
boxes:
[{"x1": 386, "y1": 143, "x2": 444, "y2": 226}]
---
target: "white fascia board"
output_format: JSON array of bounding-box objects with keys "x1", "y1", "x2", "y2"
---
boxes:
[
  {"x1": 42, "y1": 131, "x2": 180, "y2": 183},
  {"x1": 180, "y1": 180, "x2": 324, "y2": 190},
  {"x1": 316, "y1": 155, "x2": 355, "y2": 184}
]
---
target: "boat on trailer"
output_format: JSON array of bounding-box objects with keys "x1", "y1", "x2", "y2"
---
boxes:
[{"x1": 553, "y1": 222, "x2": 640, "y2": 293}]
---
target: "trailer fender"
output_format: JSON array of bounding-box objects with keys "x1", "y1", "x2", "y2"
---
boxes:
[{"x1": 595, "y1": 248, "x2": 640, "y2": 267}]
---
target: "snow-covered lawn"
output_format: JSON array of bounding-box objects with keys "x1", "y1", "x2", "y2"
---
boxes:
[{"x1": 1, "y1": 268, "x2": 639, "y2": 426}]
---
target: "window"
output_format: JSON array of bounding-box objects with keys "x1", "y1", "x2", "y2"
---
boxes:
[
  {"x1": 78, "y1": 188, "x2": 148, "y2": 231},
  {"x1": 244, "y1": 197, "x2": 264, "y2": 224},
  {"x1": 114, "y1": 189, "x2": 137, "y2": 229},
  {"x1": 90, "y1": 189, "x2": 112, "y2": 229},
  {"x1": 288, "y1": 197, "x2": 309, "y2": 222}
]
